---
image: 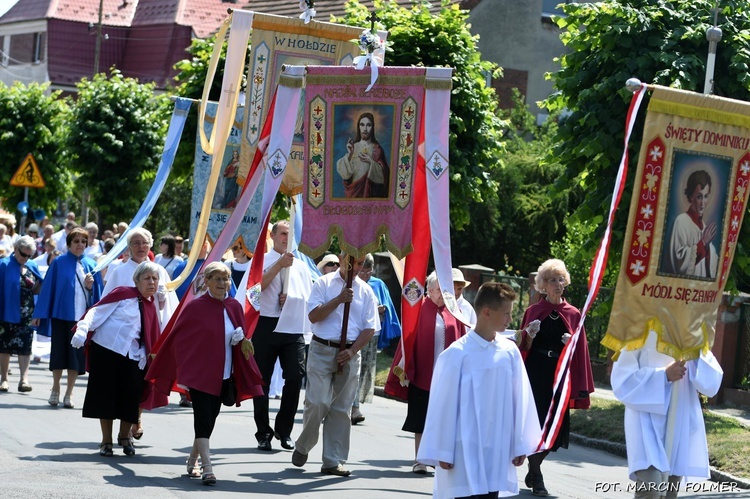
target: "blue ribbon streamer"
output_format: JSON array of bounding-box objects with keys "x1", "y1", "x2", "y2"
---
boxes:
[{"x1": 91, "y1": 98, "x2": 193, "y2": 274}]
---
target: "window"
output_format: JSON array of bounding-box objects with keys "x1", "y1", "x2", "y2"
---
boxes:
[{"x1": 32, "y1": 33, "x2": 42, "y2": 63}]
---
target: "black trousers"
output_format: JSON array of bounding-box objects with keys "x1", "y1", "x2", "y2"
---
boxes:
[
  {"x1": 456, "y1": 493, "x2": 499, "y2": 499},
  {"x1": 252, "y1": 316, "x2": 305, "y2": 441},
  {"x1": 189, "y1": 388, "x2": 222, "y2": 439}
]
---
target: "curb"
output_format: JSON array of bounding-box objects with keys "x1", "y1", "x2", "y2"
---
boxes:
[
  {"x1": 567, "y1": 433, "x2": 750, "y2": 489},
  {"x1": 375, "y1": 386, "x2": 750, "y2": 489}
]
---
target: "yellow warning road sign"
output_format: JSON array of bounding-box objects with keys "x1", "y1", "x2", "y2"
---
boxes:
[{"x1": 10, "y1": 153, "x2": 45, "y2": 188}]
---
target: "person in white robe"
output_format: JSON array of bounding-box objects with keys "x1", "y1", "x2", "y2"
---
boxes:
[
  {"x1": 418, "y1": 282, "x2": 541, "y2": 499},
  {"x1": 611, "y1": 331, "x2": 723, "y2": 498}
]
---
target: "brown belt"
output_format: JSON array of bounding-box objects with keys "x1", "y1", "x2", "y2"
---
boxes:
[{"x1": 312, "y1": 335, "x2": 353, "y2": 349}]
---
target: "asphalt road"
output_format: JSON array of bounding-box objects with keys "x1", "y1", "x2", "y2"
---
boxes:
[{"x1": 0, "y1": 362, "x2": 746, "y2": 498}]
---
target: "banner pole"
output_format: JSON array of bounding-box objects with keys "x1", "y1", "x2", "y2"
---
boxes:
[{"x1": 703, "y1": 4, "x2": 722, "y2": 95}]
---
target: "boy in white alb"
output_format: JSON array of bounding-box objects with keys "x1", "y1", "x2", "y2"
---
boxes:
[{"x1": 418, "y1": 282, "x2": 541, "y2": 499}]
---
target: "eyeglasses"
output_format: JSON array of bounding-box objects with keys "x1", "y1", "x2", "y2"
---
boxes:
[
  {"x1": 359, "y1": 269, "x2": 373, "y2": 276},
  {"x1": 18, "y1": 251, "x2": 33, "y2": 259},
  {"x1": 325, "y1": 262, "x2": 339, "y2": 268},
  {"x1": 546, "y1": 277, "x2": 566, "y2": 285}
]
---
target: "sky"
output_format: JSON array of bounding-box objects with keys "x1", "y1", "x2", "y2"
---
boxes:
[{"x1": 0, "y1": 0, "x2": 21, "y2": 19}]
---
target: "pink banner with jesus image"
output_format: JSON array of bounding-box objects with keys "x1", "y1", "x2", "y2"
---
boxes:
[{"x1": 299, "y1": 66, "x2": 426, "y2": 259}]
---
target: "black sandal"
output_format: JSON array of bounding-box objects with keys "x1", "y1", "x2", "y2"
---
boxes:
[
  {"x1": 118, "y1": 436, "x2": 136, "y2": 456},
  {"x1": 99, "y1": 442, "x2": 113, "y2": 457},
  {"x1": 133, "y1": 419, "x2": 144, "y2": 440},
  {"x1": 201, "y1": 465, "x2": 217, "y2": 486}
]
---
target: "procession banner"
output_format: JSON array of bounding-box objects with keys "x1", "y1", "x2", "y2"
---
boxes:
[
  {"x1": 169, "y1": 10, "x2": 253, "y2": 290},
  {"x1": 604, "y1": 86, "x2": 750, "y2": 360},
  {"x1": 239, "y1": 13, "x2": 371, "y2": 196},
  {"x1": 190, "y1": 101, "x2": 264, "y2": 252},
  {"x1": 299, "y1": 66, "x2": 426, "y2": 259},
  {"x1": 92, "y1": 97, "x2": 192, "y2": 274},
  {"x1": 239, "y1": 66, "x2": 305, "y2": 336}
]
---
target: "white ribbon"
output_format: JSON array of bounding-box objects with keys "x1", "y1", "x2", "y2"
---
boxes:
[
  {"x1": 299, "y1": 7, "x2": 316, "y2": 24},
  {"x1": 353, "y1": 49, "x2": 384, "y2": 92}
]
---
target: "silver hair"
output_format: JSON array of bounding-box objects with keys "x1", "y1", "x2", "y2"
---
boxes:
[
  {"x1": 535, "y1": 258, "x2": 571, "y2": 293},
  {"x1": 426, "y1": 271, "x2": 439, "y2": 291},
  {"x1": 133, "y1": 261, "x2": 161, "y2": 285},
  {"x1": 84, "y1": 222, "x2": 98, "y2": 232},
  {"x1": 126, "y1": 227, "x2": 153, "y2": 247},
  {"x1": 15, "y1": 235, "x2": 36, "y2": 254},
  {"x1": 204, "y1": 261, "x2": 230, "y2": 280},
  {"x1": 362, "y1": 253, "x2": 374, "y2": 269}
]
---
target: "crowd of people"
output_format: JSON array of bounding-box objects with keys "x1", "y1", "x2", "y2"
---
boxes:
[{"x1": 0, "y1": 210, "x2": 722, "y2": 498}]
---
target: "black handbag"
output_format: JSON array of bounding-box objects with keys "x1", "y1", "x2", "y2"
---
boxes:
[{"x1": 220, "y1": 377, "x2": 237, "y2": 407}]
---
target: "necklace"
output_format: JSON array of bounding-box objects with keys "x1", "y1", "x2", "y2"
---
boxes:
[{"x1": 549, "y1": 310, "x2": 560, "y2": 321}]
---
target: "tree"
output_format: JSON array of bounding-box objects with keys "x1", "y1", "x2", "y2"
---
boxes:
[
  {"x1": 66, "y1": 70, "x2": 169, "y2": 228},
  {"x1": 546, "y1": 0, "x2": 750, "y2": 288},
  {"x1": 335, "y1": 0, "x2": 506, "y2": 242},
  {"x1": 0, "y1": 82, "x2": 72, "y2": 220},
  {"x1": 478, "y1": 89, "x2": 569, "y2": 274}
]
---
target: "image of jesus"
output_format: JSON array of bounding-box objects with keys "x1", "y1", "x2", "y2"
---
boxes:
[
  {"x1": 666, "y1": 169, "x2": 718, "y2": 279},
  {"x1": 335, "y1": 113, "x2": 390, "y2": 198}
]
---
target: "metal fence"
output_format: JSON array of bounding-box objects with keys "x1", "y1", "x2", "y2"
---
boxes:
[{"x1": 478, "y1": 273, "x2": 613, "y2": 362}]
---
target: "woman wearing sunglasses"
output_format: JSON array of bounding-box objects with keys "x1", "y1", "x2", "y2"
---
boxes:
[{"x1": 0, "y1": 236, "x2": 43, "y2": 393}]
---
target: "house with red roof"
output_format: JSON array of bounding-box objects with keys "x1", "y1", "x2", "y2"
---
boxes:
[
  {"x1": 0, "y1": 0, "x2": 253, "y2": 92},
  {"x1": 0, "y1": 0, "x2": 461, "y2": 93}
]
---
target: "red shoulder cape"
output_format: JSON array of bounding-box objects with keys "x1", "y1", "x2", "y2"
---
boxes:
[
  {"x1": 143, "y1": 294, "x2": 263, "y2": 409},
  {"x1": 520, "y1": 299, "x2": 595, "y2": 409},
  {"x1": 82, "y1": 286, "x2": 167, "y2": 408},
  {"x1": 384, "y1": 298, "x2": 465, "y2": 399}
]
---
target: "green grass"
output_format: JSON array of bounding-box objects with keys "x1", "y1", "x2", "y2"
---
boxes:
[
  {"x1": 571, "y1": 397, "x2": 750, "y2": 479},
  {"x1": 375, "y1": 350, "x2": 394, "y2": 387},
  {"x1": 376, "y1": 351, "x2": 750, "y2": 479}
]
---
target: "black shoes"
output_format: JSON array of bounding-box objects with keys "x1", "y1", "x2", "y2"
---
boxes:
[
  {"x1": 274, "y1": 431, "x2": 295, "y2": 450},
  {"x1": 257, "y1": 435, "x2": 273, "y2": 451}
]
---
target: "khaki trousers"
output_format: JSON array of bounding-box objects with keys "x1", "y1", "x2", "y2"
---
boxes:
[
  {"x1": 634, "y1": 466, "x2": 681, "y2": 499},
  {"x1": 294, "y1": 341, "x2": 361, "y2": 468}
]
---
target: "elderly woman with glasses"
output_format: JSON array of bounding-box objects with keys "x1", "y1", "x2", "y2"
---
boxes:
[
  {"x1": 145, "y1": 262, "x2": 263, "y2": 485},
  {"x1": 0, "y1": 236, "x2": 43, "y2": 393},
  {"x1": 518, "y1": 259, "x2": 594, "y2": 497},
  {"x1": 71, "y1": 261, "x2": 165, "y2": 457},
  {"x1": 33, "y1": 228, "x2": 104, "y2": 408}
]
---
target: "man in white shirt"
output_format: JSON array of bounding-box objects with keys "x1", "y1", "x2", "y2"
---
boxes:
[
  {"x1": 611, "y1": 331, "x2": 723, "y2": 498},
  {"x1": 292, "y1": 254, "x2": 379, "y2": 476},
  {"x1": 252, "y1": 220, "x2": 313, "y2": 452},
  {"x1": 52, "y1": 220, "x2": 76, "y2": 256},
  {"x1": 453, "y1": 268, "x2": 477, "y2": 325}
]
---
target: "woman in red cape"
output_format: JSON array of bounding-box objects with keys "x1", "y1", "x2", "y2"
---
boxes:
[
  {"x1": 385, "y1": 272, "x2": 465, "y2": 474},
  {"x1": 144, "y1": 262, "x2": 263, "y2": 485},
  {"x1": 519, "y1": 259, "x2": 594, "y2": 496}
]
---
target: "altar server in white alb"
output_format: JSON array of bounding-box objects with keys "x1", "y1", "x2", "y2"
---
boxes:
[
  {"x1": 418, "y1": 282, "x2": 542, "y2": 499},
  {"x1": 611, "y1": 331, "x2": 723, "y2": 499}
]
